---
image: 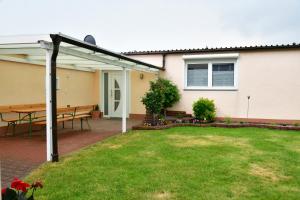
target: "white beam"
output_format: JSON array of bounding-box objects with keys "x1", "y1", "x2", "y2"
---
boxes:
[
  {"x1": 56, "y1": 60, "x2": 101, "y2": 65},
  {"x1": 0, "y1": 48, "x2": 44, "y2": 55},
  {"x1": 0, "y1": 55, "x2": 94, "y2": 72},
  {"x1": 122, "y1": 68, "x2": 127, "y2": 133},
  {"x1": 28, "y1": 55, "x2": 85, "y2": 60},
  {"x1": 74, "y1": 65, "x2": 121, "y2": 70},
  {"x1": 45, "y1": 50, "x2": 53, "y2": 161}
]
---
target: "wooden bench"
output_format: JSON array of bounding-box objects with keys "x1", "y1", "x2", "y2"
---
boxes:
[
  {"x1": 34, "y1": 107, "x2": 77, "y2": 129},
  {"x1": 0, "y1": 103, "x2": 46, "y2": 135},
  {"x1": 73, "y1": 105, "x2": 95, "y2": 130},
  {"x1": 34, "y1": 105, "x2": 95, "y2": 131}
]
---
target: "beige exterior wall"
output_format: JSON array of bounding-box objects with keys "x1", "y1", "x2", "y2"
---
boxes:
[
  {"x1": 0, "y1": 61, "x2": 99, "y2": 107},
  {"x1": 0, "y1": 59, "x2": 154, "y2": 117},
  {"x1": 129, "y1": 49, "x2": 300, "y2": 121},
  {"x1": 130, "y1": 70, "x2": 157, "y2": 115}
]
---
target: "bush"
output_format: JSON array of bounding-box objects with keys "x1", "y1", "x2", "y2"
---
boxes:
[
  {"x1": 192, "y1": 98, "x2": 216, "y2": 122},
  {"x1": 142, "y1": 78, "x2": 180, "y2": 125},
  {"x1": 225, "y1": 117, "x2": 232, "y2": 124},
  {"x1": 148, "y1": 78, "x2": 180, "y2": 115},
  {"x1": 141, "y1": 90, "x2": 164, "y2": 116}
]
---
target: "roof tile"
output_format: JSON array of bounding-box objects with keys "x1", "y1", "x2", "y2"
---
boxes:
[{"x1": 123, "y1": 43, "x2": 300, "y2": 55}]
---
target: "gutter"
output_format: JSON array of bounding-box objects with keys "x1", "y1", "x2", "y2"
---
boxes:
[{"x1": 162, "y1": 54, "x2": 166, "y2": 70}]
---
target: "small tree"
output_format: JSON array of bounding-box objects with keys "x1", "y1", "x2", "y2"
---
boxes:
[
  {"x1": 141, "y1": 90, "x2": 164, "y2": 125},
  {"x1": 142, "y1": 78, "x2": 180, "y2": 125},
  {"x1": 193, "y1": 98, "x2": 216, "y2": 122},
  {"x1": 149, "y1": 78, "x2": 180, "y2": 116}
]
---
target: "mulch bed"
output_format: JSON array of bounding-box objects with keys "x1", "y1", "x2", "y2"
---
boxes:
[{"x1": 132, "y1": 122, "x2": 300, "y2": 131}]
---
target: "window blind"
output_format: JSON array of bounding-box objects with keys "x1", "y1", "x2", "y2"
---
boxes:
[
  {"x1": 212, "y1": 63, "x2": 234, "y2": 86},
  {"x1": 187, "y1": 64, "x2": 208, "y2": 86}
]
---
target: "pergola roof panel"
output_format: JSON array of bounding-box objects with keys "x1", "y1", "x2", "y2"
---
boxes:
[{"x1": 0, "y1": 33, "x2": 163, "y2": 73}]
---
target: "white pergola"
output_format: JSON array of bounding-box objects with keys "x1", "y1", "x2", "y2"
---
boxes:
[{"x1": 0, "y1": 33, "x2": 162, "y2": 162}]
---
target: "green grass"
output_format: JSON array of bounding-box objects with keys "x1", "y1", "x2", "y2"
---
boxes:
[{"x1": 26, "y1": 127, "x2": 300, "y2": 200}]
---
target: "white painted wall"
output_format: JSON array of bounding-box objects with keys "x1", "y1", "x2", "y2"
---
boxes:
[{"x1": 129, "y1": 49, "x2": 300, "y2": 121}]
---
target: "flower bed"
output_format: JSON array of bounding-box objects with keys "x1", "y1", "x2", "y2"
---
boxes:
[{"x1": 132, "y1": 122, "x2": 300, "y2": 131}]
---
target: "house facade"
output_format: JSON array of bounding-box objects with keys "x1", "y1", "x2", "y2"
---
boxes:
[
  {"x1": 125, "y1": 45, "x2": 300, "y2": 124},
  {"x1": 0, "y1": 35, "x2": 300, "y2": 130}
]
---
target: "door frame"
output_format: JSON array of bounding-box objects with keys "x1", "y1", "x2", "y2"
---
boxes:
[{"x1": 100, "y1": 70, "x2": 131, "y2": 118}]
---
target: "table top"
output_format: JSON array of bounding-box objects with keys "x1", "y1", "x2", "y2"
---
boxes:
[
  {"x1": 12, "y1": 106, "x2": 69, "y2": 114},
  {"x1": 12, "y1": 107, "x2": 46, "y2": 113}
]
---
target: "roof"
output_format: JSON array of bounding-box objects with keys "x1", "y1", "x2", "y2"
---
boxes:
[
  {"x1": 0, "y1": 33, "x2": 162, "y2": 72},
  {"x1": 123, "y1": 43, "x2": 300, "y2": 55}
]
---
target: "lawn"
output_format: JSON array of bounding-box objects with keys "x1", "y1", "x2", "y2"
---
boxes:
[{"x1": 26, "y1": 127, "x2": 300, "y2": 200}]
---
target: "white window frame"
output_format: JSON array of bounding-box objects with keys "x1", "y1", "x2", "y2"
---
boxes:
[{"x1": 183, "y1": 54, "x2": 239, "y2": 91}]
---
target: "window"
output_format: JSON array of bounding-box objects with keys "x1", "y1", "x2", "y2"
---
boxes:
[
  {"x1": 187, "y1": 64, "x2": 208, "y2": 86},
  {"x1": 184, "y1": 54, "x2": 238, "y2": 90},
  {"x1": 212, "y1": 63, "x2": 234, "y2": 86}
]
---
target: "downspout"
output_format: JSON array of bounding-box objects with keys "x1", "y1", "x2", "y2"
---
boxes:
[
  {"x1": 50, "y1": 34, "x2": 61, "y2": 162},
  {"x1": 162, "y1": 54, "x2": 166, "y2": 70}
]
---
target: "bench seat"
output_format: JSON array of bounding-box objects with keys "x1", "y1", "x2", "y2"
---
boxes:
[
  {"x1": 1, "y1": 117, "x2": 19, "y2": 123},
  {"x1": 34, "y1": 116, "x2": 74, "y2": 125},
  {"x1": 73, "y1": 114, "x2": 91, "y2": 119},
  {"x1": 28, "y1": 105, "x2": 95, "y2": 131}
]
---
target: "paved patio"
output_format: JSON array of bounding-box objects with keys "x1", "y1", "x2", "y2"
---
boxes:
[{"x1": 0, "y1": 118, "x2": 142, "y2": 187}]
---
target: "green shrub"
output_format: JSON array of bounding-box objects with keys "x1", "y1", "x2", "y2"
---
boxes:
[
  {"x1": 141, "y1": 90, "x2": 164, "y2": 116},
  {"x1": 225, "y1": 117, "x2": 232, "y2": 124},
  {"x1": 192, "y1": 98, "x2": 216, "y2": 122},
  {"x1": 142, "y1": 78, "x2": 180, "y2": 117},
  {"x1": 149, "y1": 78, "x2": 180, "y2": 115},
  {"x1": 294, "y1": 123, "x2": 299, "y2": 127},
  {"x1": 141, "y1": 90, "x2": 164, "y2": 125}
]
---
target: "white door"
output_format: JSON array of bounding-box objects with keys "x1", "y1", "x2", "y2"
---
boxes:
[
  {"x1": 102, "y1": 71, "x2": 129, "y2": 118},
  {"x1": 109, "y1": 72, "x2": 122, "y2": 117}
]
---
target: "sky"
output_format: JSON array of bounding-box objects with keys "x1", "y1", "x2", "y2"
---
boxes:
[{"x1": 0, "y1": 0, "x2": 299, "y2": 52}]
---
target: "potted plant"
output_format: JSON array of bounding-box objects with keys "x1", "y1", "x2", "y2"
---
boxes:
[
  {"x1": 91, "y1": 104, "x2": 101, "y2": 119},
  {"x1": 1, "y1": 178, "x2": 43, "y2": 200}
]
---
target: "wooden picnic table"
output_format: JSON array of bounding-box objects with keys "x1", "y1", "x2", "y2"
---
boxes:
[
  {"x1": 11, "y1": 105, "x2": 94, "y2": 136},
  {"x1": 12, "y1": 107, "x2": 46, "y2": 136}
]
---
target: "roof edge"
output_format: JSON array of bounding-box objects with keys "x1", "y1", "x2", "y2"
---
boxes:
[{"x1": 123, "y1": 43, "x2": 300, "y2": 55}]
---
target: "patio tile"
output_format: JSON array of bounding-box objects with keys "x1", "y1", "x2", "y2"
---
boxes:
[{"x1": 0, "y1": 118, "x2": 142, "y2": 187}]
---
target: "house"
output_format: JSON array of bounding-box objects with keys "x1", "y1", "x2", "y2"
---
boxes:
[
  {"x1": 1, "y1": 34, "x2": 300, "y2": 162},
  {"x1": 1, "y1": 34, "x2": 300, "y2": 131},
  {"x1": 124, "y1": 44, "x2": 300, "y2": 124}
]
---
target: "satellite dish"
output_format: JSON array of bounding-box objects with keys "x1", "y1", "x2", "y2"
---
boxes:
[{"x1": 84, "y1": 35, "x2": 96, "y2": 45}]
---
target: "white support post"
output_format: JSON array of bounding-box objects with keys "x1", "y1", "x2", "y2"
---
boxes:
[
  {"x1": 122, "y1": 68, "x2": 127, "y2": 133},
  {"x1": 45, "y1": 50, "x2": 53, "y2": 161}
]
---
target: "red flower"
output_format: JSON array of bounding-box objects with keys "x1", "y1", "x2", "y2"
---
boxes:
[
  {"x1": 11, "y1": 178, "x2": 22, "y2": 188},
  {"x1": 11, "y1": 178, "x2": 31, "y2": 192},
  {"x1": 1, "y1": 188, "x2": 6, "y2": 195}
]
